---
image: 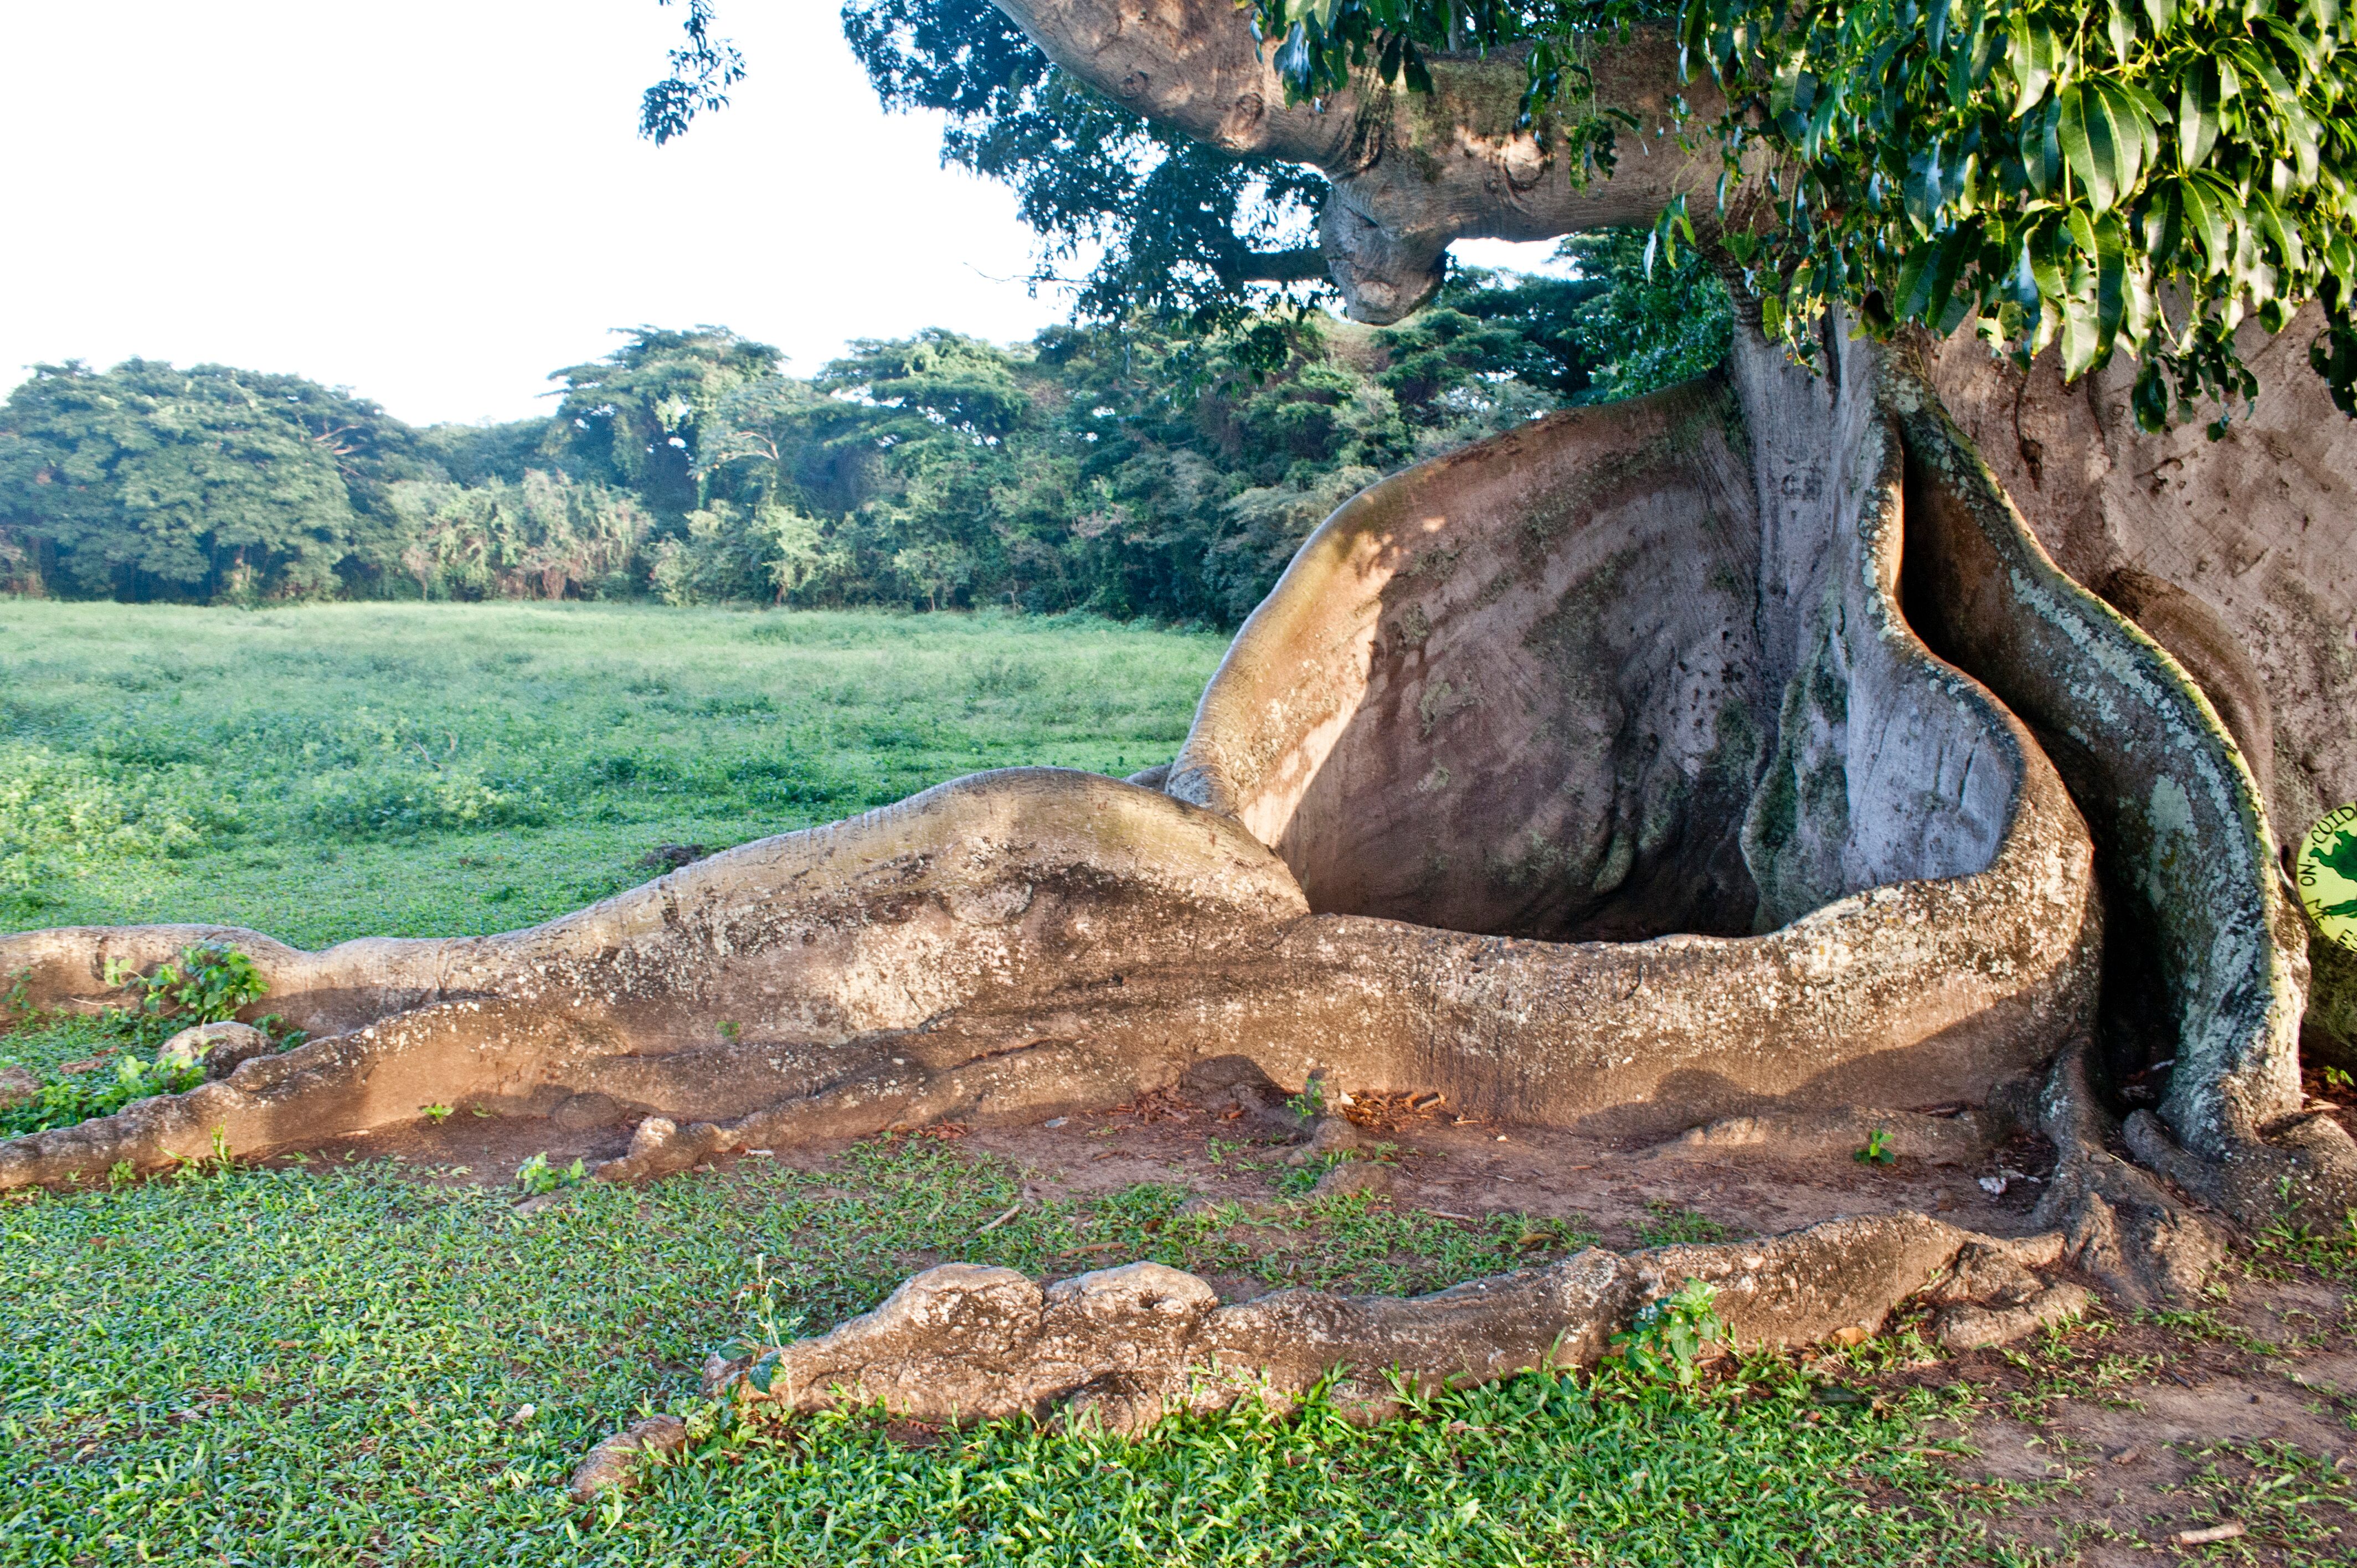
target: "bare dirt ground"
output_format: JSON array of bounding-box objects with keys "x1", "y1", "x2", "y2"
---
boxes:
[
  {"x1": 301, "y1": 1082, "x2": 2058, "y2": 1250},
  {"x1": 1880, "y1": 1273, "x2": 2357, "y2": 1564}
]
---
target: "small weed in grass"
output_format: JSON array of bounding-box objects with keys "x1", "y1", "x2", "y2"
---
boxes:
[
  {"x1": 2165, "y1": 1440, "x2": 2355, "y2": 1565},
  {"x1": 517, "y1": 1151, "x2": 588, "y2": 1194},
  {"x1": 0, "y1": 943, "x2": 288, "y2": 1135},
  {"x1": 102, "y1": 941, "x2": 266, "y2": 1031},
  {"x1": 2246, "y1": 1206, "x2": 2357, "y2": 1283},
  {"x1": 1609, "y1": 1277, "x2": 1727, "y2": 1389}
]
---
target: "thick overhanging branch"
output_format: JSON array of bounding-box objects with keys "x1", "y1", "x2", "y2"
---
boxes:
[{"x1": 991, "y1": 0, "x2": 1725, "y2": 320}]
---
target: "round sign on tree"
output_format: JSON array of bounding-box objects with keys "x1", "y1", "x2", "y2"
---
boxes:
[{"x1": 2300, "y1": 806, "x2": 2357, "y2": 955}]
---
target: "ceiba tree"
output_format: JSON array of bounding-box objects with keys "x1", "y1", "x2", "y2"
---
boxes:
[{"x1": 6, "y1": 0, "x2": 2357, "y2": 1431}]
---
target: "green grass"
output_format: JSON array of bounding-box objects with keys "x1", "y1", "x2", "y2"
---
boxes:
[
  {"x1": 0, "y1": 600, "x2": 1222, "y2": 947},
  {"x1": 0, "y1": 1139, "x2": 2004, "y2": 1567}
]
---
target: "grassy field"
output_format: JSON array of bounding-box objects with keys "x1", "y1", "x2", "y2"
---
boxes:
[
  {"x1": 2, "y1": 602, "x2": 2350, "y2": 1566},
  {"x1": 0, "y1": 601, "x2": 1223, "y2": 947}
]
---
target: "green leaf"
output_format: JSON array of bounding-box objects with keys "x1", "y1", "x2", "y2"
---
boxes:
[
  {"x1": 2092, "y1": 212, "x2": 2130, "y2": 351},
  {"x1": 2060, "y1": 288, "x2": 2103, "y2": 380},
  {"x1": 1949, "y1": 2, "x2": 2000, "y2": 109},
  {"x1": 2181, "y1": 176, "x2": 2236, "y2": 272},
  {"x1": 2006, "y1": 16, "x2": 2061, "y2": 117},
  {"x1": 1769, "y1": 48, "x2": 1808, "y2": 118},
  {"x1": 1928, "y1": 226, "x2": 1977, "y2": 326},
  {"x1": 2007, "y1": 235, "x2": 2045, "y2": 312},
  {"x1": 2249, "y1": 188, "x2": 2306, "y2": 272},
  {"x1": 2058, "y1": 84, "x2": 2121, "y2": 212},
  {"x1": 2020, "y1": 95, "x2": 2062, "y2": 194},
  {"x1": 2143, "y1": 184, "x2": 2184, "y2": 267},
  {"x1": 2179, "y1": 60, "x2": 2221, "y2": 171},
  {"x1": 2105, "y1": 1, "x2": 2135, "y2": 64}
]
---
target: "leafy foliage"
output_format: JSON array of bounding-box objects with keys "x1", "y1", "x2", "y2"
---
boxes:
[
  {"x1": 382, "y1": 470, "x2": 653, "y2": 602},
  {"x1": 1681, "y1": 0, "x2": 2357, "y2": 431},
  {"x1": 549, "y1": 327, "x2": 781, "y2": 523},
  {"x1": 515, "y1": 1151, "x2": 589, "y2": 1193},
  {"x1": 0, "y1": 1051, "x2": 205, "y2": 1137},
  {"x1": 101, "y1": 942, "x2": 268, "y2": 1031},
  {"x1": 0, "y1": 944, "x2": 271, "y2": 1136},
  {"x1": 0, "y1": 742, "x2": 225, "y2": 915},
  {"x1": 1609, "y1": 1277, "x2": 1728, "y2": 1387},
  {"x1": 842, "y1": 0, "x2": 1330, "y2": 326},
  {"x1": 1246, "y1": 0, "x2": 2357, "y2": 427},
  {"x1": 3, "y1": 247, "x2": 1721, "y2": 617},
  {"x1": 637, "y1": 0, "x2": 745, "y2": 144},
  {"x1": 0, "y1": 360, "x2": 424, "y2": 600}
]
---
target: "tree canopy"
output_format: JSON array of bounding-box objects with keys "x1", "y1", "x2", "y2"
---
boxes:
[
  {"x1": 632, "y1": 0, "x2": 2357, "y2": 429},
  {"x1": 0, "y1": 256, "x2": 1725, "y2": 615},
  {"x1": 0, "y1": 362, "x2": 420, "y2": 601},
  {"x1": 841, "y1": 0, "x2": 1331, "y2": 326},
  {"x1": 1241, "y1": 0, "x2": 2357, "y2": 429}
]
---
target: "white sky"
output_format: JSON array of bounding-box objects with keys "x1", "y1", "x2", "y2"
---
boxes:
[{"x1": 1, "y1": 1, "x2": 1564, "y2": 427}]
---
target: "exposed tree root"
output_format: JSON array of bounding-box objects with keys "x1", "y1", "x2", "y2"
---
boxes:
[
  {"x1": 1, "y1": 339, "x2": 2113, "y2": 1190},
  {"x1": 559, "y1": 1213, "x2": 2081, "y2": 1499}
]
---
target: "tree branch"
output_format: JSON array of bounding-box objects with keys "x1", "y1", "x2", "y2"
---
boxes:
[
  {"x1": 991, "y1": 0, "x2": 1725, "y2": 320},
  {"x1": 1225, "y1": 247, "x2": 1328, "y2": 285}
]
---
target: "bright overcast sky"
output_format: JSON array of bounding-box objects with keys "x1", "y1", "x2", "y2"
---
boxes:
[{"x1": 1, "y1": 1, "x2": 1561, "y2": 427}]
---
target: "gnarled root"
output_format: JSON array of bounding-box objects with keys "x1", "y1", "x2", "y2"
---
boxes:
[
  {"x1": 2030, "y1": 1042, "x2": 2234, "y2": 1305},
  {"x1": 563, "y1": 1211, "x2": 2086, "y2": 1497}
]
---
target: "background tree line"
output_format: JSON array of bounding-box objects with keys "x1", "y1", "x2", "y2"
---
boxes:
[{"x1": 0, "y1": 235, "x2": 1725, "y2": 624}]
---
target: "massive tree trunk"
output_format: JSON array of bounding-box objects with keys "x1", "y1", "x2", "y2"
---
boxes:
[
  {"x1": 6, "y1": 0, "x2": 2356, "y2": 1453},
  {"x1": 993, "y1": 0, "x2": 2357, "y2": 1084}
]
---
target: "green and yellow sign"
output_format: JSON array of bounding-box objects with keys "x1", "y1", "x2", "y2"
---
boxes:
[{"x1": 2299, "y1": 804, "x2": 2357, "y2": 955}]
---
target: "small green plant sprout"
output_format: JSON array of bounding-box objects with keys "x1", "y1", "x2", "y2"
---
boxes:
[
  {"x1": 1854, "y1": 1128, "x2": 1896, "y2": 1166},
  {"x1": 2324, "y1": 1065, "x2": 2354, "y2": 1092},
  {"x1": 514, "y1": 1151, "x2": 586, "y2": 1194},
  {"x1": 421, "y1": 1103, "x2": 454, "y2": 1122},
  {"x1": 251, "y1": 1013, "x2": 307, "y2": 1051},
  {"x1": 1285, "y1": 1075, "x2": 1328, "y2": 1120},
  {"x1": 1610, "y1": 1277, "x2": 1726, "y2": 1389},
  {"x1": 717, "y1": 1019, "x2": 743, "y2": 1041}
]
